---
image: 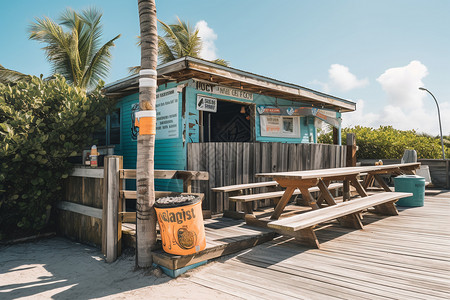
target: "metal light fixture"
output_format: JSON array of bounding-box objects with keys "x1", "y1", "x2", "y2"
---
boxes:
[{"x1": 419, "y1": 87, "x2": 445, "y2": 159}]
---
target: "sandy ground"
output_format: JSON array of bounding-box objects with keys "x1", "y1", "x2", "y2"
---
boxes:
[{"x1": 0, "y1": 237, "x2": 240, "y2": 299}]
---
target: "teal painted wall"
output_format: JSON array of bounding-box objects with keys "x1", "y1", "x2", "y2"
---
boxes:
[
  {"x1": 188, "y1": 85, "x2": 318, "y2": 143},
  {"x1": 116, "y1": 83, "x2": 186, "y2": 192}
]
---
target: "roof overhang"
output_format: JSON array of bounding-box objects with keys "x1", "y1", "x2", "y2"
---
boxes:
[{"x1": 104, "y1": 57, "x2": 356, "y2": 112}]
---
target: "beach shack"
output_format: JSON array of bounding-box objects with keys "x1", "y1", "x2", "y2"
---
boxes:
[{"x1": 102, "y1": 57, "x2": 356, "y2": 209}]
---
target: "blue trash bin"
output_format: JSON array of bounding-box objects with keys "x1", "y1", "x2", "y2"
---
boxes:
[{"x1": 394, "y1": 175, "x2": 425, "y2": 207}]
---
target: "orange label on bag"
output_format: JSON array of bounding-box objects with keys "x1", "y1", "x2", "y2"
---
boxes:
[
  {"x1": 135, "y1": 116, "x2": 156, "y2": 135},
  {"x1": 155, "y1": 202, "x2": 206, "y2": 255}
]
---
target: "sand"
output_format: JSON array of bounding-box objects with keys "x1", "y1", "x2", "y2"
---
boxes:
[{"x1": 0, "y1": 237, "x2": 240, "y2": 299}]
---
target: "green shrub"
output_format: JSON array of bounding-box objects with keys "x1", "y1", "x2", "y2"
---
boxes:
[
  {"x1": 318, "y1": 125, "x2": 450, "y2": 159},
  {"x1": 0, "y1": 75, "x2": 112, "y2": 239}
]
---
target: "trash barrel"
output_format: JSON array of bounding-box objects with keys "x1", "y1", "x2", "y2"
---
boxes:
[
  {"x1": 154, "y1": 195, "x2": 206, "y2": 255},
  {"x1": 394, "y1": 175, "x2": 425, "y2": 207}
]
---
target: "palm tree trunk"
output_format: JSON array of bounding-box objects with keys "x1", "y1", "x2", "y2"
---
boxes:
[{"x1": 136, "y1": 0, "x2": 158, "y2": 268}]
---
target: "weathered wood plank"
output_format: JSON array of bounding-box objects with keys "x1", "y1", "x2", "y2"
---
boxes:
[
  {"x1": 269, "y1": 192, "x2": 412, "y2": 232},
  {"x1": 120, "y1": 169, "x2": 209, "y2": 180},
  {"x1": 71, "y1": 167, "x2": 104, "y2": 178},
  {"x1": 57, "y1": 201, "x2": 102, "y2": 219},
  {"x1": 106, "y1": 156, "x2": 120, "y2": 263}
]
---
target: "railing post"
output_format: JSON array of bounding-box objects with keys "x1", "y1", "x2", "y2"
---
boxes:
[
  {"x1": 346, "y1": 133, "x2": 356, "y2": 167},
  {"x1": 102, "y1": 155, "x2": 122, "y2": 263},
  {"x1": 332, "y1": 127, "x2": 339, "y2": 145},
  {"x1": 446, "y1": 159, "x2": 449, "y2": 189}
]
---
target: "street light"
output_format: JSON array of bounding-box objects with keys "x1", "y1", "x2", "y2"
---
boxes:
[{"x1": 419, "y1": 87, "x2": 446, "y2": 159}]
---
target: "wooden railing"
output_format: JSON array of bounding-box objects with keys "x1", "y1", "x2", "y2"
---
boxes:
[
  {"x1": 58, "y1": 156, "x2": 208, "y2": 263},
  {"x1": 102, "y1": 156, "x2": 209, "y2": 262}
]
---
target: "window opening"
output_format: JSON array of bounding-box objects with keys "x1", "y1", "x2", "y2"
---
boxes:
[{"x1": 202, "y1": 100, "x2": 252, "y2": 142}]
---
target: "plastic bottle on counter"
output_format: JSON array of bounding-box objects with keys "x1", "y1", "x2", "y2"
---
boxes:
[{"x1": 90, "y1": 145, "x2": 98, "y2": 168}]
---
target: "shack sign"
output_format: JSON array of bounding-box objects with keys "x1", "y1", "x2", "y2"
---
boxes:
[
  {"x1": 193, "y1": 80, "x2": 253, "y2": 101},
  {"x1": 197, "y1": 95, "x2": 217, "y2": 112}
]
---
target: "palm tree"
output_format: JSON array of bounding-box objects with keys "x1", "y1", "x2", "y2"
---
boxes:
[
  {"x1": 129, "y1": 17, "x2": 228, "y2": 74},
  {"x1": 159, "y1": 17, "x2": 229, "y2": 66},
  {"x1": 28, "y1": 7, "x2": 120, "y2": 90},
  {"x1": 158, "y1": 17, "x2": 202, "y2": 64},
  {"x1": 136, "y1": 0, "x2": 158, "y2": 268},
  {"x1": 0, "y1": 64, "x2": 31, "y2": 85}
]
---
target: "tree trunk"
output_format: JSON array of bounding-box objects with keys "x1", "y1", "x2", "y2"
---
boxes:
[{"x1": 136, "y1": 0, "x2": 158, "y2": 268}]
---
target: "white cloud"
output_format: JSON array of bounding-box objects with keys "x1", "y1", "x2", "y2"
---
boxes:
[
  {"x1": 310, "y1": 79, "x2": 330, "y2": 93},
  {"x1": 335, "y1": 60, "x2": 449, "y2": 135},
  {"x1": 341, "y1": 99, "x2": 450, "y2": 135},
  {"x1": 328, "y1": 64, "x2": 369, "y2": 92},
  {"x1": 379, "y1": 104, "x2": 450, "y2": 134},
  {"x1": 376, "y1": 60, "x2": 428, "y2": 108},
  {"x1": 342, "y1": 99, "x2": 380, "y2": 128},
  {"x1": 311, "y1": 64, "x2": 368, "y2": 93},
  {"x1": 195, "y1": 20, "x2": 217, "y2": 60}
]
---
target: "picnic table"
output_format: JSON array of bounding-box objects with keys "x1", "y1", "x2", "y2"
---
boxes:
[
  {"x1": 256, "y1": 162, "x2": 420, "y2": 220},
  {"x1": 256, "y1": 167, "x2": 368, "y2": 220},
  {"x1": 359, "y1": 162, "x2": 420, "y2": 191},
  {"x1": 252, "y1": 163, "x2": 420, "y2": 247}
]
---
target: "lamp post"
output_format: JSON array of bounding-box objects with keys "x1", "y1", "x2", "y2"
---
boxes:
[{"x1": 419, "y1": 87, "x2": 446, "y2": 159}]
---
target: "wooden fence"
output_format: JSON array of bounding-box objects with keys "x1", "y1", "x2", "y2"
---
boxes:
[
  {"x1": 419, "y1": 159, "x2": 450, "y2": 188},
  {"x1": 57, "y1": 158, "x2": 122, "y2": 262},
  {"x1": 57, "y1": 167, "x2": 104, "y2": 248},
  {"x1": 58, "y1": 156, "x2": 209, "y2": 263},
  {"x1": 187, "y1": 142, "x2": 347, "y2": 214}
]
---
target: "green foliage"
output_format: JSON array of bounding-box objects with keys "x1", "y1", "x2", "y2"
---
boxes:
[
  {"x1": 318, "y1": 126, "x2": 450, "y2": 159},
  {"x1": 0, "y1": 75, "x2": 112, "y2": 239}
]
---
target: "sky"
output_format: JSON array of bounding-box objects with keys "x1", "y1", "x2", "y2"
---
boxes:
[{"x1": 1, "y1": 0, "x2": 449, "y2": 136}]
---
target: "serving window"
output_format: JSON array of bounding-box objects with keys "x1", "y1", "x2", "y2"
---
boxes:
[{"x1": 259, "y1": 115, "x2": 301, "y2": 138}]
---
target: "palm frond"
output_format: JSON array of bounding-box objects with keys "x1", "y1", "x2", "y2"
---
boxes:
[
  {"x1": 212, "y1": 59, "x2": 229, "y2": 67},
  {"x1": 0, "y1": 64, "x2": 31, "y2": 85},
  {"x1": 158, "y1": 36, "x2": 176, "y2": 64},
  {"x1": 158, "y1": 19, "x2": 184, "y2": 59},
  {"x1": 128, "y1": 65, "x2": 140, "y2": 74},
  {"x1": 157, "y1": 17, "x2": 203, "y2": 63},
  {"x1": 82, "y1": 34, "x2": 120, "y2": 89},
  {"x1": 29, "y1": 16, "x2": 76, "y2": 82},
  {"x1": 78, "y1": 7, "x2": 103, "y2": 67}
]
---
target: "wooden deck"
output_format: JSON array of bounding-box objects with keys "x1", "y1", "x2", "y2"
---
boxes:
[
  {"x1": 122, "y1": 217, "x2": 276, "y2": 271},
  {"x1": 185, "y1": 190, "x2": 450, "y2": 299}
]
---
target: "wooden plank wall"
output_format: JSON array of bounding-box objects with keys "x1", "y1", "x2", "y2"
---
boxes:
[
  {"x1": 187, "y1": 142, "x2": 347, "y2": 214},
  {"x1": 57, "y1": 170, "x2": 104, "y2": 247},
  {"x1": 418, "y1": 159, "x2": 450, "y2": 188}
]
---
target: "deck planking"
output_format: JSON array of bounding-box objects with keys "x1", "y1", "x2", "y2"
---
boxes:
[
  {"x1": 121, "y1": 217, "x2": 276, "y2": 270},
  {"x1": 187, "y1": 190, "x2": 450, "y2": 299}
]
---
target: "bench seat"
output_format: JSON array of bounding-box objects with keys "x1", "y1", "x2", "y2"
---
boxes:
[
  {"x1": 268, "y1": 192, "x2": 412, "y2": 248},
  {"x1": 212, "y1": 181, "x2": 279, "y2": 193},
  {"x1": 229, "y1": 183, "x2": 343, "y2": 203}
]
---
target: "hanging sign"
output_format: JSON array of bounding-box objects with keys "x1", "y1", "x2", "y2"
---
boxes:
[
  {"x1": 131, "y1": 88, "x2": 179, "y2": 140},
  {"x1": 257, "y1": 105, "x2": 341, "y2": 128},
  {"x1": 197, "y1": 95, "x2": 217, "y2": 112},
  {"x1": 193, "y1": 80, "x2": 253, "y2": 101},
  {"x1": 155, "y1": 88, "x2": 179, "y2": 139}
]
